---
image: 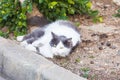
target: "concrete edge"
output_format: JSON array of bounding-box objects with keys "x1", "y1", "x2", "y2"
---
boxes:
[{"x1": 0, "y1": 37, "x2": 87, "y2": 80}]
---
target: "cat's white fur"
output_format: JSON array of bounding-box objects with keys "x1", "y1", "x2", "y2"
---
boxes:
[
  {"x1": 17, "y1": 20, "x2": 81, "y2": 58},
  {"x1": 17, "y1": 36, "x2": 24, "y2": 42}
]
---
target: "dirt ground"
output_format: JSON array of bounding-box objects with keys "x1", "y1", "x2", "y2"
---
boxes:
[{"x1": 49, "y1": 0, "x2": 120, "y2": 80}]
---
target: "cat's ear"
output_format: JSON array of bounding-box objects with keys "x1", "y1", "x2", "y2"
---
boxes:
[{"x1": 51, "y1": 32, "x2": 57, "y2": 38}]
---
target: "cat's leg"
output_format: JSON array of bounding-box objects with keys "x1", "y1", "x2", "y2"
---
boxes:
[
  {"x1": 32, "y1": 40, "x2": 44, "y2": 48},
  {"x1": 23, "y1": 38, "x2": 37, "y2": 52},
  {"x1": 17, "y1": 34, "x2": 32, "y2": 42},
  {"x1": 20, "y1": 37, "x2": 36, "y2": 47},
  {"x1": 20, "y1": 38, "x2": 37, "y2": 52},
  {"x1": 20, "y1": 41, "x2": 28, "y2": 47}
]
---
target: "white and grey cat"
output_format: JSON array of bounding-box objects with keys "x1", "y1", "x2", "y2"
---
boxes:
[{"x1": 17, "y1": 20, "x2": 81, "y2": 58}]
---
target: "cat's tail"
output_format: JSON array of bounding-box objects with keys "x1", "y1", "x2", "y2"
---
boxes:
[{"x1": 16, "y1": 36, "x2": 24, "y2": 41}]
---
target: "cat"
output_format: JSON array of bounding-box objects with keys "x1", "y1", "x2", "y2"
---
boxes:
[{"x1": 17, "y1": 20, "x2": 81, "y2": 58}]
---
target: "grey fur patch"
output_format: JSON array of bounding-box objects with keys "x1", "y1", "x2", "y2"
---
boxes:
[
  {"x1": 26, "y1": 37, "x2": 35, "y2": 44},
  {"x1": 57, "y1": 20, "x2": 80, "y2": 33},
  {"x1": 23, "y1": 29, "x2": 45, "y2": 44}
]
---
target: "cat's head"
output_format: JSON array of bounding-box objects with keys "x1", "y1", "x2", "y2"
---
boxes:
[{"x1": 49, "y1": 32, "x2": 73, "y2": 57}]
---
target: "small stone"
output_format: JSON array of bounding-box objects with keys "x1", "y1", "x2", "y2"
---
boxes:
[
  {"x1": 74, "y1": 18, "x2": 79, "y2": 22},
  {"x1": 103, "y1": 5, "x2": 110, "y2": 10},
  {"x1": 101, "y1": 42, "x2": 105, "y2": 45},
  {"x1": 83, "y1": 47, "x2": 89, "y2": 50},
  {"x1": 113, "y1": 0, "x2": 120, "y2": 6},
  {"x1": 96, "y1": 2, "x2": 103, "y2": 6},
  {"x1": 106, "y1": 42, "x2": 111, "y2": 47},
  {"x1": 99, "y1": 46, "x2": 104, "y2": 50},
  {"x1": 117, "y1": 63, "x2": 120, "y2": 66},
  {"x1": 88, "y1": 51, "x2": 94, "y2": 54},
  {"x1": 110, "y1": 45, "x2": 116, "y2": 49},
  {"x1": 99, "y1": 34, "x2": 108, "y2": 39},
  {"x1": 90, "y1": 61, "x2": 94, "y2": 64},
  {"x1": 103, "y1": 6, "x2": 107, "y2": 10},
  {"x1": 117, "y1": 50, "x2": 120, "y2": 55}
]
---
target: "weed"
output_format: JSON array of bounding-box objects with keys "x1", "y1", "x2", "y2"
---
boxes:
[
  {"x1": 80, "y1": 67, "x2": 90, "y2": 78},
  {"x1": 113, "y1": 9, "x2": 120, "y2": 18},
  {"x1": 89, "y1": 55, "x2": 95, "y2": 58},
  {"x1": 75, "y1": 58, "x2": 81, "y2": 63}
]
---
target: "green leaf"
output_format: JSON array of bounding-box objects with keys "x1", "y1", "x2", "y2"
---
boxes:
[
  {"x1": 3, "y1": 14, "x2": 8, "y2": 20},
  {"x1": 86, "y1": 1, "x2": 92, "y2": 9},
  {"x1": 68, "y1": 7, "x2": 75, "y2": 14},
  {"x1": 27, "y1": 3, "x2": 32, "y2": 13},
  {"x1": 118, "y1": 9, "x2": 120, "y2": 13},
  {"x1": 49, "y1": 1, "x2": 58, "y2": 9},
  {"x1": 1, "y1": 11, "x2": 5, "y2": 14},
  {"x1": 89, "y1": 10, "x2": 99, "y2": 17},
  {"x1": 68, "y1": 0, "x2": 75, "y2": 4},
  {"x1": 39, "y1": 0, "x2": 44, "y2": 3}
]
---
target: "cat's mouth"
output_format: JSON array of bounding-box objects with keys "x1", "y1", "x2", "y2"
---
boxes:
[{"x1": 60, "y1": 47, "x2": 64, "y2": 49}]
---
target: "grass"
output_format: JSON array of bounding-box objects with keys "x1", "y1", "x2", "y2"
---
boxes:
[
  {"x1": 80, "y1": 67, "x2": 90, "y2": 78},
  {"x1": 75, "y1": 58, "x2": 81, "y2": 63}
]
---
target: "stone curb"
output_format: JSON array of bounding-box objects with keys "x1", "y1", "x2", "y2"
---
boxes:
[
  {"x1": 0, "y1": 76, "x2": 6, "y2": 80},
  {"x1": 0, "y1": 37, "x2": 86, "y2": 80}
]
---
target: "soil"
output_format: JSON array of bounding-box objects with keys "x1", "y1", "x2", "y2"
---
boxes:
[{"x1": 49, "y1": 0, "x2": 120, "y2": 80}]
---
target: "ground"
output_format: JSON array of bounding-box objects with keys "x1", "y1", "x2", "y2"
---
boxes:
[{"x1": 49, "y1": 0, "x2": 120, "y2": 80}]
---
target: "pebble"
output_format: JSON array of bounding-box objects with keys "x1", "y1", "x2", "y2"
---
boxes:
[
  {"x1": 88, "y1": 51, "x2": 94, "y2": 54},
  {"x1": 106, "y1": 42, "x2": 111, "y2": 47},
  {"x1": 110, "y1": 45, "x2": 116, "y2": 49},
  {"x1": 99, "y1": 34, "x2": 108, "y2": 39},
  {"x1": 90, "y1": 61, "x2": 94, "y2": 64},
  {"x1": 113, "y1": 0, "x2": 120, "y2": 6},
  {"x1": 96, "y1": 2, "x2": 103, "y2": 6},
  {"x1": 117, "y1": 50, "x2": 120, "y2": 55},
  {"x1": 99, "y1": 46, "x2": 104, "y2": 50},
  {"x1": 83, "y1": 47, "x2": 89, "y2": 50},
  {"x1": 101, "y1": 42, "x2": 105, "y2": 45},
  {"x1": 74, "y1": 18, "x2": 79, "y2": 22}
]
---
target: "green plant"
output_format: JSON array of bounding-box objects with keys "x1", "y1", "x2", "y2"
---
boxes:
[
  {"x1": 75, "y1": 58, "x2": 81, "y2": 63},
  {"x1": 81, "y1": 67, "x2": 90, "y2": 78},
  {"x1": 0, "y1": 0, "x2": 100, "y2": 38},
  {"x1": 0, "y1": 0, "x2": 32, "y2": 37},
  {"x1": 35, "y1": 0, "x2": 99, "y2": 21},
  {"x1": 113, "y1": 9, "x2": 120, "y2": 17},
  {"x1": 0, "y1": 31, "x2": 9, "y2": 38},
  {"x1": 89, "y1": 55, "x2": 95, "y2": 58}
]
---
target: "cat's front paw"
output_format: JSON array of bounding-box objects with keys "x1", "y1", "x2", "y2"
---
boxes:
[
  {"x1": 20, "y1": 41, "x2": 28, "y2": 47},
  {"x1": 43, "y1": 54, "x2": 53, "y2": 58},
  {"x1": 16, "y1": 36, "x2": 24, "y2": 41},
  {"x1": 25, "y1": 44, "x2": 37, "y2": 52},
  {"x1": 39, "y1": 51, "x2": 54, "y2": 58}
]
